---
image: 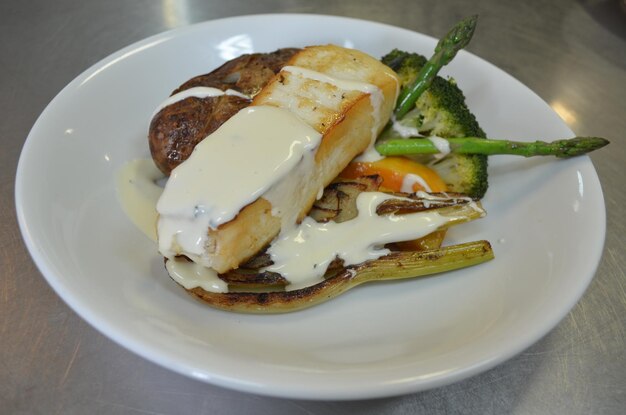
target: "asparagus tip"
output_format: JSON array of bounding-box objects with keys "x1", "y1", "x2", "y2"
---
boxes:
[
  {"x1": 436, "y1": 15, "x2": 479, "y2": 55},
  {"x1": 555, "y1": 136, "x2": 610, "y2": 158}
]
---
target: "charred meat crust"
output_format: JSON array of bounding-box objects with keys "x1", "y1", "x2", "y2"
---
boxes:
[
  {"x1": 149, "y1": 48, "x2": 301, "y2": 175},
  {"x1": 174, "y1": 48, "x2": 301, "y2": 96},
  {"x1": 149, "y1": 95, "x2": 249, "y2": 175}
]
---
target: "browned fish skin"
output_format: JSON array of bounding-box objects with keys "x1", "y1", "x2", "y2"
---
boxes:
[{"x1": 149, "y1": 48, "x2": 301, "y2": 175}]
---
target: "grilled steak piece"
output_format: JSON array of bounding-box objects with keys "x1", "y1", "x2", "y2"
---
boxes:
[
  {"x1": 149, "y1": 94, "x2": 249, "y2": 175},
  {"x1": 173, "y1": 48, "x2": 301, "y2": 96},
  {"x1": 149, "y1": 48, "x2": 301, "y2": 175}
]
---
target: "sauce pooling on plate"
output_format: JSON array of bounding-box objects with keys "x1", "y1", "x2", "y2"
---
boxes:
[{"x1": 116, "y1": 159, "x2": 163, "y2": 241}]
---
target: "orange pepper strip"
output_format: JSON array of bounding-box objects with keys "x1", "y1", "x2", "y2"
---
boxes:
[
  {"x1": 339, "y1": 156, "x2": 448, "y2": 193},
  {"x1": 339, "y1": 156, "x2": 449, "y2": 251}
]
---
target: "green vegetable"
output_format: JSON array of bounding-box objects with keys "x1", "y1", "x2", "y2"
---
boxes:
[
  {"x1": 376, "y1": 136, "x2": 610, "y2": 158},
  {"x1": 394, "y1": 15, "x2": 478, "y2": 119},
  {"x1": 382, "y1": 49, "x2": 489, "y2": 199}
]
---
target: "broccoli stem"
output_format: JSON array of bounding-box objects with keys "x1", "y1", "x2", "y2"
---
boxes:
[
  {"x1": 376, "y1": 136, "x2": 610, "y2": 158},
  {"x1": 395, "y1": 15, "x2": 478, "y2": 119}
]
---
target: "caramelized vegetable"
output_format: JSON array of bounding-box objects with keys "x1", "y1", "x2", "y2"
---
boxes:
[
  {"x1": 181, "y1": 240, "x2": 493, "y2": 313},
  {"x1": 339, "y1": 156, "x2": 448, "y2": 193}
]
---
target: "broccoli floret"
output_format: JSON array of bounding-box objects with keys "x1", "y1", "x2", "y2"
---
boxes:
[
  {"x1": 429, "y1": 154, "x2": 488, "y2": 200},
  {"x1": 382, "y1": 50, "x2": 428, "y2": 85},
  {"x1": 382, "y1": 49, "x2": 488, "y2": 199}
]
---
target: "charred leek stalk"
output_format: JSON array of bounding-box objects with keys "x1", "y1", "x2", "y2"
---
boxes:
[
  {"x1": 184, "y1": 240, "x2": 493, "y2": 313},
  {"x1": 175, "y1": 194, "x2": 492, "y2": 313}
]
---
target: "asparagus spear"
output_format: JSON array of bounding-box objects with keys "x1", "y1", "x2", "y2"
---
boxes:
[
  {"x1": 395, "y1": 15, "x2": 478, "y2": 119},
  {"x1": 376, "y1": 136, "x2": 610, "y2": 158}
]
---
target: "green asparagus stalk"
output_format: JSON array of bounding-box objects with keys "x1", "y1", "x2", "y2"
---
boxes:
[
  {"x1": 395, "y1": 15, "x2": 478, "y2": 119},
  {"x1": 376, "y1": 136, "x2": 610, "y2": 158}
]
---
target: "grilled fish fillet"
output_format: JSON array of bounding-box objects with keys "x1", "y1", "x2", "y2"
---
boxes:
[{"x1": 160, "y1": 45, "x2": 399, "y2": 273}]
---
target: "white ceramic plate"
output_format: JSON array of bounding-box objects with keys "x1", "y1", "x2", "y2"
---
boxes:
[{"x1": 16, "y1": 14, "x2": 605, "y2": 400}]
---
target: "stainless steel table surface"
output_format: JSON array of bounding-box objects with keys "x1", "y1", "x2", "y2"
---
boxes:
[{"x1": 2, "y1": 0, "x2": 625, "y2": 413}]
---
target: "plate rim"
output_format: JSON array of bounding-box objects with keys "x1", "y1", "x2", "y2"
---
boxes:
[{"x1": 14, "y1": 13, "x2": 607, "y2": 400}]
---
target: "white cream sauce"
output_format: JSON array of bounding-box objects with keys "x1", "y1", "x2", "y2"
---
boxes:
[
  {"x1": 265, "y1": 191, "x2": 472, "y2": 291},
  {"x1": 390, "y1": 114, "x2": 451, "y2": 160},
  {"x1": 390, "y1": 114, "x2": 421, "y2": 138},
  {"x1": 115, "y1": 161, "x2": 227, "y2": 293},
  {"x1": 152, "y1": 86, "x2": 250, "y2": 117},
  {"x1": 157, "y1": 105, "x2": 322, "y2": 267},
  {"x1": 427, "y1": 135, "x2": 451, "y2": 159},
  {"x1": 116, "y1": 159, "x2": 164, "y2": 241},
  {"x1": 166, "y1": 258, "x2": 228, "y2": 293},
  {"x1": 401, "y1": 173, "x2": 432, "y2": 193}
]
